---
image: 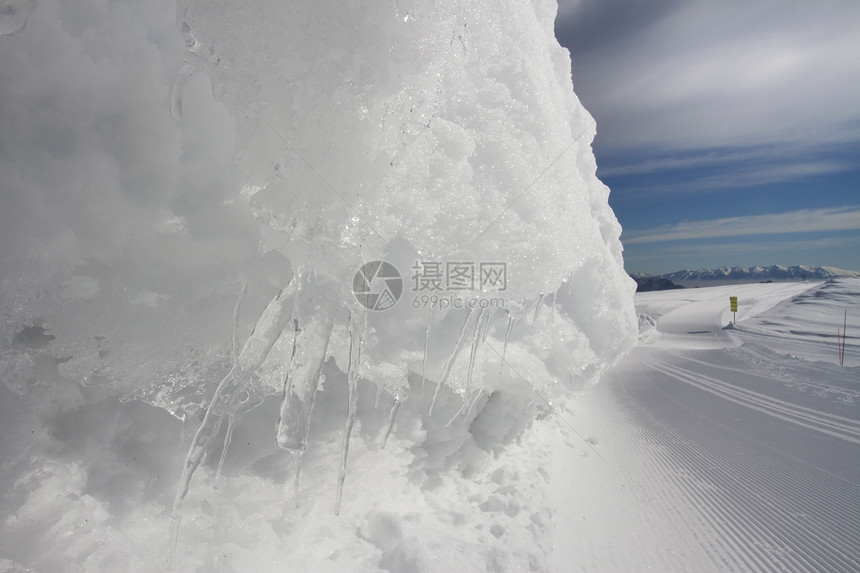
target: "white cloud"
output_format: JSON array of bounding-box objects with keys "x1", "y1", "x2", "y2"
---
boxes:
[
  {"x1": 624, "y1": 207, "x2": 860, "y2": 244},
  {"x1": 675, "y1": 161, "x2": 854, "y2": 190},
  {"x1": 598, "y1": 146, "x2": 853, "y2": 181},
  {"x1": 632, "y1": 235, "x2": 860, "y2": 257},
  {"x1": 562, "y1": 0, "x2": 860, "y2": 152}
]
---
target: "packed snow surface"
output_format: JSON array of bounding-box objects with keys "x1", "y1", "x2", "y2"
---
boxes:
[
  {"x1": 2, "y1": 276, "x2": 858, "y2": 571},
  {"x1": 554, "y1": 278, "x2": 860, "y2": 571}
]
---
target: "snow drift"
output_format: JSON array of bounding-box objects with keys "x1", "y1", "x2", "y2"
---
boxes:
[{"x1": 0, "y1": 1, "x2": 635, "y2": 570}]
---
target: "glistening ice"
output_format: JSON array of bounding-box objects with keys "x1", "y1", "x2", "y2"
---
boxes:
[{"x1": 0, "y1": 0, "x2": 636, "y2": 569}]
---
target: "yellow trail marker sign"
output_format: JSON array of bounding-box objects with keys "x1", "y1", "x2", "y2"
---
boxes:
[{"x1": 730, "y1": 296, "x2": 738, "y2": 324}]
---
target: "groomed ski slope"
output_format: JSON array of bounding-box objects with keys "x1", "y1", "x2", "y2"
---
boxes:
[{"x1": 552, "y1": 278, "x2": 860, "y2": 572}]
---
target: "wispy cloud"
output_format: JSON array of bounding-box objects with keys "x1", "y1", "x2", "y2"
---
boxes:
[
  {"x1": 624, "y1": 207, "x2": 860, "y2": 244},
  {"x1": 597, "y1": 145, "x2": 854, "y2": 180},
  {"x1": 674, "y1": 161, "x2": 854, "y2": 190},
  {"x1": 629, "y1": 235, "x2": 860, "y2": 258},
  {"x1": 556, "y1": 0, "x2": 860, "y2": 273},
  {"x1": 558, "y1": 0, "x2": 860, "y2": 153},
  {"x1": 607, "y1": 159, "x2": 855, "y2": 202}
]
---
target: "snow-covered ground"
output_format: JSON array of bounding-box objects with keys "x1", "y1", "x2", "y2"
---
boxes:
[
  {"x1": 3, "y1": 2, "x2": 856, "y2": 571},
  {"x1": 2, "y1": 278, "x2": 856, "y2": 572},
  {"x1": 553, "y1": 278, "x2": 860, "y2": 572}
]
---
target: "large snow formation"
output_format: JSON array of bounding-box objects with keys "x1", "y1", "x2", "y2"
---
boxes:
[{"x1": 0, "y1": 0, "x2": 635, "y2": 569}]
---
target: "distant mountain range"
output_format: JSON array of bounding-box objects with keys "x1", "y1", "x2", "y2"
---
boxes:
[
  {"x1": 633, "y1": 265, "x2": 859, "y2": 285},
  {"x1": 629, "y1": 276, "x2": 686, "y2": 292}
]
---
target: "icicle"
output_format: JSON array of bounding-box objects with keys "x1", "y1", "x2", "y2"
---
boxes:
[
  {"x1": 499, "y1": 310, "x2": 514, "y2": 375},
  {"x1": 549, "y1": 293, "x2": 556, "y2": 325},
  {"x1": 289, "y1": 318, "x2": 299, "y2": 359},
  {"x1": 444, "y1": 311, "x2": 484, "y2": 426},
  {"x1": 420, "y1": 307, "x2": 434, "y2": 396},
  {"x1": 445, "y1": 402, "x2": 463, "y2": 428},
  {"x1": 463, "y1": 388, "x2": 485, "y2": 421},
  {"x1": 374, "y1": 381, "x2": 384, "y2": 409},
  {"x1": 275, "y1": 315, "x2": 335, "y2": 451},
  {"x1": 465, "y1": 308, "x2": 484, "y2": 394},
  {"x1": 169, "y1": 277, "x2": 298, "y2": 557},
  {"x1": 429, "y1": 308, "x2": 476, "y2": 416},
  {"x1": 335, "y1": 309, "x2": 363, "y2": 515},
  {"x1": 168, "y1": 408, "x2": 223, "y2": 559},
  {"x1": 445, "y1": 388, "x2": 485, "y2": 428},
  {"x1": 285, "y1": 319, "x2": 302, "y2": 510},
  {"x1": 480, "y1": 307, "x2": 493, "y2": 343},
  {"x1": 275, "y1": 267, "x2": 336, "y2": 457},
  {"x1": 215, "y1": 414, "x2": 235, "y2": 482},
  {"x1": 380, "y1": 394, "x2": 402, "y2": 448},
  {"x1": 289, "y1": 451, "x2": 302, "y2": 508},
  {"x1": 179, "y1": 414, "x2": 188, "y2": 443},
  {"x1": 530, "y1": 293, "x2": 544, "y2": 333},
  {"x1": 233, "y1": 279, "x2": 300, "y2": 377},
  {"x1": 231, "y1": 279, "x2": 249, "y2": 363},
  {"x1": 215, "y1": 388, "x2": 261, "y2": 482},
  {"x1": 169, "y1": 62, "x2": 196, "y2": 120}
]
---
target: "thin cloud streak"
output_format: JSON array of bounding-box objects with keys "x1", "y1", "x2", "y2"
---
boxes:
[
  {"x1": 610, "y1": 161, "x2": 856, "y2": 203},
  {"x1": 629, "y1": 235, "x2": 860, "y2": 259},
  {"x1": 598, "y1": 146, "x2": 856, "y2": 179},
  {"x1": 614, "y1": 160, "x2": 854, "y2": 200},
  {"x1": 676, "y1": 161, "x2": 854, "y2": 190},
  {"x1": 624, "y1": 207, "x2": 860, "y2": 244}
]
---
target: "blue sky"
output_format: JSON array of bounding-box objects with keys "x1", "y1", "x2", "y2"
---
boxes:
[{"x1": 554, "y1": 0, "x2": 860, "y2": 274}]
